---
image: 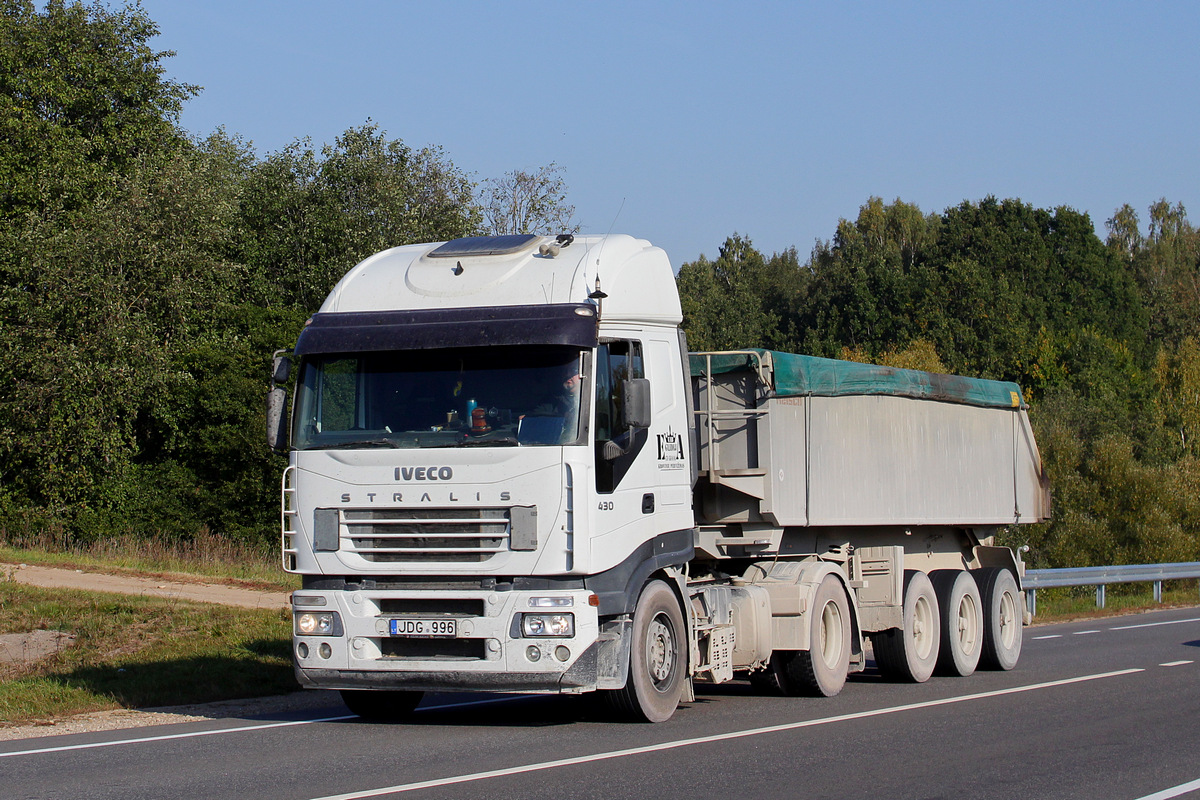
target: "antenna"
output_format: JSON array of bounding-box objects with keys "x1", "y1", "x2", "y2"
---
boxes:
[
  {"x1": 589, "y1": 197, "x2": 625, "y2": 300},
  {"x1": 604, "y1": 197, "x2": 626, "y2": 238}
]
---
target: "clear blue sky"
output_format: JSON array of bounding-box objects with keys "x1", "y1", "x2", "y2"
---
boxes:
[{"x1": 141, "y1": 0, "x2": 1199, "y2": 268}]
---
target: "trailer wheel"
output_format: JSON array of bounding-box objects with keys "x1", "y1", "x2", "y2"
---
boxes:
[
  {"x1": 605, "y1": 580, "x2": 686, "y2": 723},
  {"x1": 930, "y1": 570, "x2": 983, "y2": 677},
  {"x1": 975, "y1": 567, "x2": 1022, "y2": 670},
  {"x1": 871, "y1": 570, "x2": 940, "y2": 682},
  {"x1": 340, "y1": 689, "x2": 423, "y2": 721}
]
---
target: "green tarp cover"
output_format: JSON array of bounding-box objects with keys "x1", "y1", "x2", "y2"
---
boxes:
[{"x1": 690, "y1": 349, "x2": 1023, "y2": 409}]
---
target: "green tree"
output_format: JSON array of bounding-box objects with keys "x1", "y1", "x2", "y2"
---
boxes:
[
  {"x1": 480, "y1": 162, "x2": 578, "y2": 236},
  {"x1": 0, "y1": 0, "x2": 196, "y2": 218},
  {"x1": 676, "y1": 234, "x2": 808, "y2": 351},
  {"x1": 235, "y1": 123, "x2": 481, "y2": 311},
  {"x1": 1110, "y1": 200, "x2": 1199, "y2": 347}
]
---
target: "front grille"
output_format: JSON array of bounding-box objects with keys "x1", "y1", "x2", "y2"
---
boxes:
[
  {"x1": 342, "y1": 508, "x2": 508, "y2": 563},
  {"x1": 381, "y1": 637, "x2": 486, "y2": 660},
  {"x1": 379, "y1": 598, "x2": 486, "y2": 616}
]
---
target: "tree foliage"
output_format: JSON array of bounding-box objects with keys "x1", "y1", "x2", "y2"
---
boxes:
[
  {"x1": 0, "y1": 0, "x2": 196, "y2": 218},
  {"x1": 676, "y1": 234, "x2": 807, "y2": 351},
  {"x1": 480, "y1": 162, "x2": 578, "y2": 236},
  {"x1": 0, "y1": 2, "x2": 570, "y2": 545}
]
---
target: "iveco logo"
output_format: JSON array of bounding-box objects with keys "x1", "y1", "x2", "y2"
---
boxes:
[{"x1": 396, "y1": 466, "x2": 454, "y2": 481}]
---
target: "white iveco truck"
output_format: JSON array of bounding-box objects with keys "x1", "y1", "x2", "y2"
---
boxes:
[{"x1": 267, "y1": 233, "x2": 1051, "y2": 722}]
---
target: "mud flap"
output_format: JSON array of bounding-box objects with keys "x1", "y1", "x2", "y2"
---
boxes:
[{"x1": 595, "y1": 617, "x2": 632, "y2": 690}]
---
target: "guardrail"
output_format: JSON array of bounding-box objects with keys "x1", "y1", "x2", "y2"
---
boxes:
[{"x1": 1023, "y1": 562, "x2": 1200, "y2": 617}]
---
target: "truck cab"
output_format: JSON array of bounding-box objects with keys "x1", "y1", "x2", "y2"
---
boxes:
[{"x1": 272, "y1": 234, "x2": 697, "y2": 720}]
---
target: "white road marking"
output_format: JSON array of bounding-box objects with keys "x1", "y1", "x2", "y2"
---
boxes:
[
  {"x1": 0, "y1": 715, "x2": 357, "y2": 759},
  {"x1": 1133, "y1": 776, "x2": 1200, "y2": 799},
  {"x1": 303, "y1": 669, "x2": 1146, "y2": 800},
  {"x1": 1159, "y1": 661, "x2": 1194, "y2": 668},
  {"x1": 1032, "y1": 634, "x2": 1062, "y2": 640},
  {"x1": 1074, "y1": 630, "x2": 1102, "y2": 635},
  {"x1": 1110, "y1": 617, "x2": 1200, "y2": 631},
  {"x1": 0, "y1": 696, "x2": 524, "y2": 759}
]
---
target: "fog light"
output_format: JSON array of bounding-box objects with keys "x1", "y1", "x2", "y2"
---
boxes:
[
  {"x1": 526, "y1": 645, "x2": 542, "y2": 662},
  {"x1": 521, "y1": 613, "x2": 575, "y2": 638},
  {"x1": 555, "y1": 646, "x2": 571, "y2": 662},
  {"x1": 297, "y1": 642, "x2": 309, "y2": 658},
  {"x1": 319, "y1": 642, "x2": 332, "y2": 659}
]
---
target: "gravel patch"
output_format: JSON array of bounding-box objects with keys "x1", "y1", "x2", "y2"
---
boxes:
[
  {"x1": 0, "y1": 629, "x2": 76, "y2": 666},
  {"x1": 3, "y1": 563, "x2": 290, "y2": 610}
]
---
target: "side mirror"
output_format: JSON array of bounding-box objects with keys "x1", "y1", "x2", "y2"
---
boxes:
[
  {"x1": 266, "y1": 386, "x2": 288, "y2": 453},
  {"x1": 271, "y1": 351, "x2": 291, "y2": 384},
  {"x1": 620, "y1": 378, "x2": 651, "y2": 428}
]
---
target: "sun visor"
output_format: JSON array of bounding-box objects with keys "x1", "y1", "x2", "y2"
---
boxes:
[{"x1": 295, "y1": 304, "x2": 599, "y2": 355}]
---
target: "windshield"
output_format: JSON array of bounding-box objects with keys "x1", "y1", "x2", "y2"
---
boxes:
[{"x1": 291, "y1": 346, "x2": 587, "y2": 450}]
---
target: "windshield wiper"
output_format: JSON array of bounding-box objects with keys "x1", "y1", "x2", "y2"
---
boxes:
[
  {"x1": 457, "y1": 435, "x2": 520, "y2": 447},
  {"x1": 314, "y1": 439, "x2": 402, "y2": 450}
]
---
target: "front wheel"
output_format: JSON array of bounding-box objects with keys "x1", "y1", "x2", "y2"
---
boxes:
[{"x1": 605, "y1": 580, "x2": 686, "y2": 723}]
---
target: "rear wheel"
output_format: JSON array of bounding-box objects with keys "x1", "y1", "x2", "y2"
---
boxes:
[
  {"x1": 605, "y1": 580, "x2": 686, "y2": 722},
  {"x1": 872, "y1": 570, "x2": 940, "y2": 683},
  {"x1": 752, "y1": 575, "x2": 851, "y2": 697},
  {"x1": 791, "y1": 574, "x2": 851, "y2": 696},
  {"x1": 340, "y1": 689, "x2": 423, "y2": 721},
  {"x1": 976, "y1": 567, "x2": 1022, "y2": 670},
  {"x1": 930, "y1": 569, "x2": 983, "y2": 677}
]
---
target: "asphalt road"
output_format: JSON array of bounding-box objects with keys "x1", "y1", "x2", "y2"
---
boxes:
[{"x1": 4, "y1": 607, "x2": 1199, "y2": 800}]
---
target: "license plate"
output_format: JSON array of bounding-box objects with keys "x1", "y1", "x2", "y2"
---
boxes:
[{"x1": 389, "y1": 618, "x2": 458, "y2": 638}]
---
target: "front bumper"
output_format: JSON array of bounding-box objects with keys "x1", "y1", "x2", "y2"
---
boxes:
[{"x1": 291, "y1": 586, "x2": 602, "y2": 694}]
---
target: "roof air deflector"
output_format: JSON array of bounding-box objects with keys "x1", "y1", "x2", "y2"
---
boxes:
[{"x1": 428, "y1": 235, "x2": 540, "y2": 258}]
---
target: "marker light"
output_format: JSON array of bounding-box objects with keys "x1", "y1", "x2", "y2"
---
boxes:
[{"x1": 529, "y1": 596, "x2": 574, "y2": 608}]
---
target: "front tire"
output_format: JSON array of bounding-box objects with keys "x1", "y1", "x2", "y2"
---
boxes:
[{"x1": 605, "y1": 580, "x2": 686, "y2": 723}]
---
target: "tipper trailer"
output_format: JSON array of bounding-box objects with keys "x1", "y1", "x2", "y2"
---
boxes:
[{"x1": 267, "y1": 233, "x2": 1051, "y2": 722}]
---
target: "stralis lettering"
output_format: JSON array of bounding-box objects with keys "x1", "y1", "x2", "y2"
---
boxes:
[
  {"x1": 396, "y1": 466, "x2": 454, "y2": 481},
  {"x1": 340, "y1": 490, "x2": 511, "y2": 504}
]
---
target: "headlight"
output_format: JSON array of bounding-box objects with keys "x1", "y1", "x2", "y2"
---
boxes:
[
  {"x1": 295, "y1": 611, "x2": 343, "y2": 636},
  {"x1": 521, "y1": 613, "x2": 574, "y2": 638}
]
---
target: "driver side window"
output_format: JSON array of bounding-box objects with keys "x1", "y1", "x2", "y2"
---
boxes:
[{"x1": 594, "y1": 339, "x2": 646, "y2": 493}]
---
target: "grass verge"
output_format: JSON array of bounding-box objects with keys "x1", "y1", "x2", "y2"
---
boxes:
[{"x1": 0, "y1": 581, "x2": 294, "y2": 726}]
